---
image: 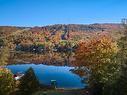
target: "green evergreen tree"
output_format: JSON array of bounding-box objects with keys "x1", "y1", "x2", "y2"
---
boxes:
[
  {"x1": 116, "y1": 60, "x2": 127, "y2": 95},
  {"x1": 18, "y1": 68, "x2": 39, "y2": 95}
]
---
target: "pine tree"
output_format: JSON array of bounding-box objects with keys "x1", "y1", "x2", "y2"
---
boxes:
[
  {"x1": 112, "y1": 60, "x2": 127, "y2": 95},
  {"x1": 18, "y1": 68, "x2": 39, "y2": 95}
]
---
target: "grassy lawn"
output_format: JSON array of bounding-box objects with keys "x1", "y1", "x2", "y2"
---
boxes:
[{"x1": 33, "y1": 89, "x2": 88, "y2": 95}]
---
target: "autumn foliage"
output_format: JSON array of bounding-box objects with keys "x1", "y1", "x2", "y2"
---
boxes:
[
  {"x1": 75, "y1": 33, "x2": 118, "y2": 69},
  {"x1": 0, "y1": 68, "x2": 15, "y2": 95}
]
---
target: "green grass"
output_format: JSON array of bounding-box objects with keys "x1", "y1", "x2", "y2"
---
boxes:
[
  {"x1": 33, "y1": 91, "x2": 72, "y2": 95},
  {"x1": 33, "y1": 89, "x2": 88, "y2": 95}
]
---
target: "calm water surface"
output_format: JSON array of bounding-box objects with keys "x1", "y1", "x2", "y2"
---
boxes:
[{"x1": 7, "y1": 64, "x2": 87, "y2": 89}]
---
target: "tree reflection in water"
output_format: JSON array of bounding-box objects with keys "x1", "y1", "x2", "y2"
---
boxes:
[
  {"x1": 9, "y1": 51, "x2": 90, "y2": 88},
  {"x1": 9, "y1": 51, "x2": 76, "y2": 66}
]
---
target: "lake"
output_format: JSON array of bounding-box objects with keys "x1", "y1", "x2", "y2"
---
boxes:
[{"x1": 7, "y1": 52, "x2": 88, "y2": 89}]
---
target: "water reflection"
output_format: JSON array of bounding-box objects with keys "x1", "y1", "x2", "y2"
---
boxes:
[
  {"x1": 7, "y1": 64, "x2": 88, "y2": 89},
  {"x1": 8, "y1": 51, "x2": 89, "y2": 89},
  {"x1": 9, "y1": 51, "x2": 76, "y2": 66}
]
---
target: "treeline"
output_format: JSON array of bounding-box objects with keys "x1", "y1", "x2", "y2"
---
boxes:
[
  {"x1": 15, "y1": 41, "x2": 78, "y2": 53},
  {"x1": 0, "y1": 24, "x2": 122, "y2": 53}
]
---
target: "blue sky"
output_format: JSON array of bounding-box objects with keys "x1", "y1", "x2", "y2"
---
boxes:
[{"x1": 0, "y1": 0, "x2": 127, "y2": 26}]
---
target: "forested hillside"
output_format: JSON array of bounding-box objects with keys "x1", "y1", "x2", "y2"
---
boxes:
[{"x1": 0, "y1": 23, "x2": 124, "y2": 53}]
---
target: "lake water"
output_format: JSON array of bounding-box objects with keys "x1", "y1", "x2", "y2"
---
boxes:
[{"x1": 7, "y1": 64, "x2": 88, "y2": 89}]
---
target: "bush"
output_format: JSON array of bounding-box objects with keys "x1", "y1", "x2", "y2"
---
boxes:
[{"x1": 0, "y1": 68, "x2": 16, "y2": 95}]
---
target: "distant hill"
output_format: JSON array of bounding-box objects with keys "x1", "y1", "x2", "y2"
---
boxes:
[
  {"x1": 0, "y1": 23, "x2": 122, "y2": 34},
  {"x1": 29, "y1": 23, "x2": 123, "y2": 40},
  {"x1": 0, "y1": 23, "x2": 124, "y2": 44},
  {"x1": 0, "y1": 26, "x2": 26, "y2": 37},
  {"x1": 45, "y1": 23, "x2": 122, "y2": 32}
]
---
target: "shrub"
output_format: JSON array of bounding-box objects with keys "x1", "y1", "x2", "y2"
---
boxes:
[{"x1": 0, "y1": 68, "x2": 15, "y2": 95}]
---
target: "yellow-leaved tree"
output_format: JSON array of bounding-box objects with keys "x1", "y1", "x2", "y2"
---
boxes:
[
  {"x1": 75, "y1": 33, "x2": 118, "y2": 70},
  {"x1": 75, "y1": 33, "x2": 120, "y2": 95}
]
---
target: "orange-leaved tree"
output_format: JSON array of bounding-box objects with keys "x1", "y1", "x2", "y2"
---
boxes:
[
  {"x1": 75, "y1": 33, "x2": 118, "y2": 70},
  {"x1": 75, "y1": 33, "x2": 121, "y2": 95}
]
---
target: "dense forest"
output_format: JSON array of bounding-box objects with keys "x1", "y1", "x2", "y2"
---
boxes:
[{"x1": 0, "y1": 23, "x2": 123, "y2": 52}]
